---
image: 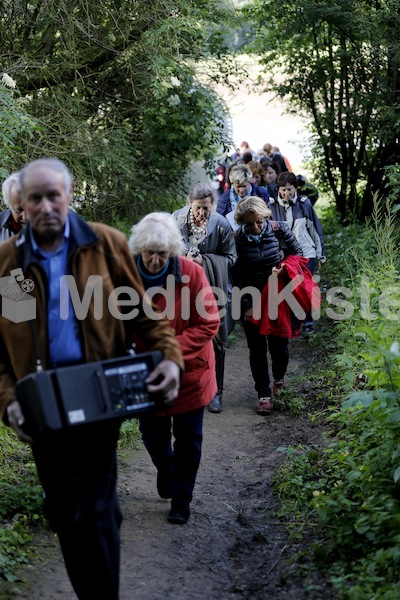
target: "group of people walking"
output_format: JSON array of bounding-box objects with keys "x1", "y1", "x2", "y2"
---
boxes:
[
  {"x1": 0, "y1": 155, "x2": 324, "y2": 599},
  {"x1": 173, "y1": 164, "x2": 324, "y2": 416}
]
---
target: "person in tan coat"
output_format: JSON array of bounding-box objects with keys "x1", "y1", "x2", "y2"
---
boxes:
[{"x1": 0, "y1": 158, "x2": 183, "y2": 600}]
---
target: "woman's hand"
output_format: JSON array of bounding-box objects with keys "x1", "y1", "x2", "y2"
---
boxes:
[
  {"x1": 186, "y1": 249, "x2": 203, "y2": 265},
  {"x1": 272, "y1": 263, "x2": 285, "y2": 277}
]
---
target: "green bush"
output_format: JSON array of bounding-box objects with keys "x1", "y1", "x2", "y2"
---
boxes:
[
  {"x1": 274, "y1": 197, "x2": 400, "y2": 597},
  {"x1": 118, "y1": 419, "x2": 142, "y2": 450},
  {"x1": 0, "y1": 425, "x2": 44, "y2": 582}
]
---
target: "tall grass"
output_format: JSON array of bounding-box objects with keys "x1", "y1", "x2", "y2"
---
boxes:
[
  {"x1": 0, "y1": 424, "x2": 43, "y2": 583},
  {"x1": 274, "y1": 197, "x2": 400, "y2": 598}
]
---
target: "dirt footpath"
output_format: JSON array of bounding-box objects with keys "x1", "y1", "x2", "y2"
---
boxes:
[{"x1": 3, "y1": 328, "x2": 334, "y2": 600}]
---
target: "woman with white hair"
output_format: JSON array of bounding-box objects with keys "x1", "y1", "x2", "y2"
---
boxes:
[
  {"x1": 173, "y1": 181, "x2": 236, "y2": 414},
  {"x1": 129, "y1": 212, "x2": 220, "y2": 525},
  {"x1": 217, "y1": 163, "x2": 270, "y2": 221}
]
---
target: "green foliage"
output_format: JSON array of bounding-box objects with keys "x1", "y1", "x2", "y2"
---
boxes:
[
  {"x1": 0, "y1": 425, "x2": 44, "y2": 582},
  {"x1": 117, "y1": 419, "x2": 142, "y2": 449},
  {"x1": 273, "y1": 388, "x2": 307, "y2": 416},
  {"x1": 242, "y1": 0, "x2": 400, "y2": 221},
  {"x1": 0, "y1": 0, "x2": 235, "y2": 225},
  {"x1": 274, "y1": 198, "x2": 400, "y2": 596},
  {"x1": 142, "y1": 75, "x2": 230, "y2": 178},
  {"x1": 0, "y1": 521, "x2": 32, "y2": 583},
  {"x1": 385, "y1": 164, "x2": 400, "y2": 214},
  {"x1": 0, "y1": 82, "x2": 38, "y2": 181},
  {"x1": 0, "y1": 473, "x2": 43, "y2": 523}
]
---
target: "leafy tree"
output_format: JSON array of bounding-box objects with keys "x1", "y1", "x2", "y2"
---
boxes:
[
  {"x1": 0, "y1": 74, "x2": 38, "y2": 184},
  {"x1": 0, "y1": 0, "x2": 234, "y2": 225},
  {"x1": 242, "y1": 0, "x2": 400, "y2": 221}
]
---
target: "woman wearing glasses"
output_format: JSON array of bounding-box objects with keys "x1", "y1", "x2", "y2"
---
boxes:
[{"x1": 231, "y1": 197, "x2": 303, "y2": 416}]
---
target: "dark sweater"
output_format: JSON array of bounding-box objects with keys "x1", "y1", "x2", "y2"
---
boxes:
[
  {"x1": 231, "y1": 220, "x2": 302, "y2": 312},
  {"x1": 217, "y1": 184, "x2": 270, "y2": 217}
]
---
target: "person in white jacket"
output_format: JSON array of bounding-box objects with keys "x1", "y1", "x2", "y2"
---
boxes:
[{"x1": 268, "y1": 171, "x2": 326, "y2": 335}]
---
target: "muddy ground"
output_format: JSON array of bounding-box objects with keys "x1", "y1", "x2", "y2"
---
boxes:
[{"x1": 1, "y1": 327, "x2": 336, "y2": 600}]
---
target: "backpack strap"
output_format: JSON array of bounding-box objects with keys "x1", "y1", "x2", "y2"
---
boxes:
[
  {"x1": 270, "y1": 220, "x2": 289, "y2": 256},
  {"x1": 270, "y1": 220, "x2": 281, "y2": 231}
]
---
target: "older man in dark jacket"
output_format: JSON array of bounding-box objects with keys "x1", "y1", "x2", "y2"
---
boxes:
[{"x1": 0, "y1": 158, "x2": 183, "y2": 600}]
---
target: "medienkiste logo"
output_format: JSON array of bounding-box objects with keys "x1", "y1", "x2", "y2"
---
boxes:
[
  {"x1": 0, "y1": 268, "x2": 36, "y2": 322},
  {"x1": 0, "y1": 270, "x2": 398, "y2": 325}
]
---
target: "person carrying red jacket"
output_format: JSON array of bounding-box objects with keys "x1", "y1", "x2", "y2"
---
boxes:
[
  {"x1": 231, "y1": 197, "x2": 302, "y2": 416},
  {"x1": 250, "y1": 254, "x2": 321, "y2": 337}
]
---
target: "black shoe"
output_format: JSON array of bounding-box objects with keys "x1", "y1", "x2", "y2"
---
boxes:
[
  {"x1": 168, "y1": 502, "x2": 190, "y2": 525},
  {"x1": 157, "y1": 469, "x2": 172, "y2": 499},
  {"x1": 208, "y1": 390, "x2": 222, "y2": 413}
]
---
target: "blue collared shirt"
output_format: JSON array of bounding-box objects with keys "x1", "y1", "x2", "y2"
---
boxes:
[{"x1": 31, "y1": 216, "x2": 83, "y2": 366}]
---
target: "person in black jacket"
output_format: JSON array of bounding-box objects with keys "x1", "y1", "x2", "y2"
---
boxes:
[{"x1": 231, "y1": 197, "x2": 302, "y2": 416}]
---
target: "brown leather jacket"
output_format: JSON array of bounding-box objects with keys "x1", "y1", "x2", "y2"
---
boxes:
[{"x1": 0, "y1": 213, "x2": 183, "y2": 420}]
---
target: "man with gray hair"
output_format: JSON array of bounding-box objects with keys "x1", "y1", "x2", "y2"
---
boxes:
[
  {"x1": 0, "y1": 171, "x2": 26, "y2": 239},
  {"x1": 0, "y1": 157, "x2": 183, "y2": 600}
]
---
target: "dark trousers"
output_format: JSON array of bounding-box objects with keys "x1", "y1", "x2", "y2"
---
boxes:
[
  {"x1": 32, "y1": 422, "x2": 122, "y2": 600},
  {"x1": 139, "y1": 407, "x2": 204, "y2": 505},
  {"x1": 242, "y1": 319, "x2": 289, "y2": 398},
  {"x1": 213, "y1": 340, "x2": 225, "y2": 392}
]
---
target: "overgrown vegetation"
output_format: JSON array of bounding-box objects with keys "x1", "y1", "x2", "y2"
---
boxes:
[
  {"x1": 0, "y1": 0, "x2": 238, "y2": 226},
  {"x1": 274, "y1": 199, "x2": 400, "y2": 598},
  {"x1": 117, "y1": 419, "x2": 142, "y2": 450},
  {"x1": 0, "y1": 425, "x2": 44, "y2": 584}
]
